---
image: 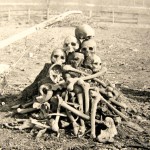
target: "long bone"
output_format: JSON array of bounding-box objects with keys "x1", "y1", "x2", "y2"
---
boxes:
[
  {"x1": 67, "y1": 76, "x2": 90, "y2": 116},
  {"x1": 17, "y1": 108, "x2": 38, "y2": 114},
  {"x1": 109, "y1": 98, "x2": 127, "y2": 110},
  {"x1": 98, "y1": 87, "x2": 127, "y2": 109},
  {"x1": 90, "y1": 88, "x2": 128, "y2": 121},
  {"x1": 49, "y1": 98, "x2": 61, "y2": 137},
  {"x1": 30, "y1": 118, "x2": 50, "y2": 129},
  {"x1": 58, "y1": 89, "x2": 128, "y2": 122},
  {"x1": 57, "y1": 95, "x2": 104, "y2": 124},
  {"x1": 90, "y1": 88, "x2": 101, "y2": 138},
  {"x1": 100, "y1": 97, "x2": 128, "y2": 121},
  {"x1": 66, "y1": 110, "x2": 80, "y2": 136},
  {"x1": 74, "y1": 84, "x2": 86, "y2": 136},
  {"x1": 77, "y1": 79, "x2": 90, "y2": 116},
  {"x1": 63, "y1": 65, "x2": 107, "y2": 87}
]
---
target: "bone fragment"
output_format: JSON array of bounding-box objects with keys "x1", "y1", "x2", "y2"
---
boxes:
[
  {"x1": 11, "y1": 104, "x2": 21, "y2": 109},
  {"x1": 47, "y1": 113, "x2": 67, "y2": 117},
  {"x1": 36, "y1": 128, "x2": 47, "y2": 139},
  {"x1": 21, "y1": 101, "x2": 34, "y2": 108},
  {"x1": 36, "y1": 84, "x2": 53, "y2": 103},
  {"x1": 97, "y1": 117, "x2": 117, "y2": 143},
  {"x1": 40, "y1": 102, "x2": 51, "y2": 118},
  {"x1": 18, "y1": 119, "x2": 34, "y2": 130},
  {"x1": 17, "y1": 108, "x2": 38, "y2": 114},
  {"x1": 30, "y1": 118, "x2": 50, "y2": 129},
  {"x1": 15, "y1": 119, "x2": 28, "y2": 123},
  {"x1": 60, "y1": 120, "x2": 70, "y2": 128}
]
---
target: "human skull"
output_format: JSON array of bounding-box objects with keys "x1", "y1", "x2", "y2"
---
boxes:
[
  {"x1": 67, "y1": 52, "x2": 84, "y2": 68},
  {"x1": 75, "y1": 24, "x2": 95, "y2": 40},
  {"x1": 91, "y1": 55, "x2": 102, "y2": 73},
  {"x1": 63, "y1": 35, "x2": 80, "y2": 55},
  {"x1": 51, "y1": 48, "x2": 66, "y2": 64},
  {"x1": 81, "y1": 39, "x2": 96, "y2": 57},
  {"x1": 84, "y1": 54, "x2": 102, "y2": 73}
]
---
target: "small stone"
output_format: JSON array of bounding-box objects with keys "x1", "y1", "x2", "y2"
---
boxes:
[
  {"x1": 29, "y1": 52, "x2": 33, "y2": 58},
  {"x1": 1, "y1": 102, "x2": 5, "y2": 105}
]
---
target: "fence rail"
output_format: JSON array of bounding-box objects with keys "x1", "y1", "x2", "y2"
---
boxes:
[{"x1": 0, "y1": 4, "x2": 150, "y2": 26}]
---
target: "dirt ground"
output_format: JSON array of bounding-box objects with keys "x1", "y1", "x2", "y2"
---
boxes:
[{"x1": 0, "y1": 19, "x2": 150, "y2": 149}]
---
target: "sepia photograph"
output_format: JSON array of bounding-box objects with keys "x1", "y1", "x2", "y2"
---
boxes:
[{"x1": 0, "y1": 0, "x2": 150, "y2": 149}]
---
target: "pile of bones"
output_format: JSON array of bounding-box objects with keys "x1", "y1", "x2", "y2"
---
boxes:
[{"x1": 9, "y1": 24, "x2": 130, "y2": 143}]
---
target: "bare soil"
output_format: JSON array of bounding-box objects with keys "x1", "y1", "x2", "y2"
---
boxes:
[{"x1": 0, "y1": 21, "x2": 150, "y2": 149}]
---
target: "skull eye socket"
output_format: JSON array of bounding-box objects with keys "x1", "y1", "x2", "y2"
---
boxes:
[
  {"x1": 71, "y1": 42, "x2": 76, "y2": 46},
  {"x1": 64, "y1": 43, "x2": 68, "y2": 47},
  {"x1": 91, "y1": 95, "x2": 96, "y2": 99},
  {"x1": 74, "y1": 57, "x2": 79, "y2": 60},
  {"x1": 82, "y1": 47, "x2": 87, "y2": 51},
  {"x1": 89, "y1": 47, "x2": 94, "y2": 51},
  {"x1": 86, "y1": 36, "x2": 92, "y2": 40},
  {"x1": 61, "y1": 56, "x2": 65, "y2": 60},
  {"x1": 93, "y1": 62, "x2": 98, "y2": 65},
  {"x1": 53, "y1": 55, "x2": 58, "y2": 58}
]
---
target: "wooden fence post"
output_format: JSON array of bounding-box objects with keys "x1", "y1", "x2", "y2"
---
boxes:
[
  {"x1": 142, "y1": 0, "x2": 144, "y2": 7},
  {"x1": 8, "y1": 9, "x2": 11, "y2": 21},
  {"x1": 47, "y1": 8, "x2": 49, "y2": 20},
  {"x1": 112, "y1": 9, "x2": 115, "y2": 24},
  {"x1": 89, "y1": 10, "x2": 92, "y2": 18},
  {"x1": 136, "y1": 14, "x2": 138, "y2": 25},
  {"x1": 133, "y1": 0, "x2": 135, "y2": 6},
  {"x1": 27, "y1": 9, "x2": 31, "y2": 22}
]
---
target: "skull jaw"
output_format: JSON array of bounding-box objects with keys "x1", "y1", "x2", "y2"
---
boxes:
[
  {"x1": 70, "y1": 60, "x2": 81, "y2": 68},
  {"x1": 83, "y1": 55, "x2": 94, "y2": 69},
  {"x1": 92, "y1": 66, "x2": 102, "y2": 73},
  {"x1": 84, "y1": 51, "x2": 95, "y2": 58},
  {"x1": 67, "y1": 52, "x2": 84, "y2": 68}
]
